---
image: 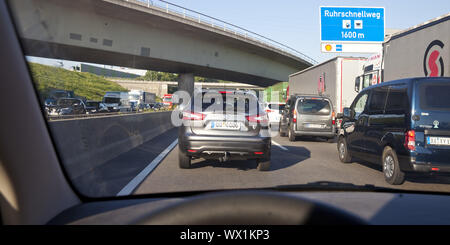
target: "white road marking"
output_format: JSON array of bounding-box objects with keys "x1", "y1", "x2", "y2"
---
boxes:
[
  {"x1": 272, "y1": 140, "x2": 288, "y2": 151},
  {"x1": 116, "y1": 139, "x2": 178, "y2": 196}
]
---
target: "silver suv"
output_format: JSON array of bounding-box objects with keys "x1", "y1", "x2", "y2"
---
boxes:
[
  {"x1": 178, "y1": 89, "x2": 271, "y2": 171},
  {"x1": 279, "y1": 95, "x2": 336, "y2": 142}
]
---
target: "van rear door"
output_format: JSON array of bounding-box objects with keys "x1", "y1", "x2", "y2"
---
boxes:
[
  {"x1": 414, "y1": 78, "x2": 450, "y2": 164},
  {"x1": 296, "y1": 98, "x2": 333, "y2": 132}
]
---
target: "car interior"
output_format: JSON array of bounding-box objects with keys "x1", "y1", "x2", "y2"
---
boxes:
[{"x1": 2, "y1": 0, "x2": 450, "y2": 226}]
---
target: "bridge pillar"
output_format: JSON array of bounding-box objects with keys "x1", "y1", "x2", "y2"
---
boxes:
[{"x1": 177, "y1": 73, "x2": 194, "y2": 96}]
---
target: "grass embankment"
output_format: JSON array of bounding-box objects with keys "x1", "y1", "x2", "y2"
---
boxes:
[{"x1": 28, "y1": 62, "x2": 127, "y2": 101}]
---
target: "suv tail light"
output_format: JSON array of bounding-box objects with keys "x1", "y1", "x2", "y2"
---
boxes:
[
  {"x1": 332, "y1": 111, "x2": 336, "y2": 125},
  {"x1": 404, "y1": 130, "x2": 416, "y2": 151},
  {"x1": 182, "y1": 111, "x2": 205, "y2": 120},
  {"x1": 293, "y1": 109, "x2": 297, "y2": 123},
  {"x1": 246, "y1": 114, "x2": 268, "y2": 124}
]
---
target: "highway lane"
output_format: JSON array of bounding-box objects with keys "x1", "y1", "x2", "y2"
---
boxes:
[
  {"x1": 132, "y1": 131, "x2": 450, "y2": 195},
  {"x1": 71, "y1": 127, "x2": 450, "y2": 197}
]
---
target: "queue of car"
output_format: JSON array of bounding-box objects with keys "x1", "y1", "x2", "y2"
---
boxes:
[{"x1": 43, "y1": 89, "x2": 167, "y2": 117}]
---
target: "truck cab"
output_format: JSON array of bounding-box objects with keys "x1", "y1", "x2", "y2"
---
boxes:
[
  {"x1": 162, "y1": 94, "x2": 173, "y2": 108},
  {"x1": 103, "y1": 91, "x2": 131, "y2": 112},
  {"x1": 355, "y1": 53, "x2": 382, "y2": 92}
]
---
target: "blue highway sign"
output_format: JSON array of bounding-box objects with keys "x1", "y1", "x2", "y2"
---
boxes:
[{"x1": 320, "y1": 6, "x2": 385, "y2": 42}]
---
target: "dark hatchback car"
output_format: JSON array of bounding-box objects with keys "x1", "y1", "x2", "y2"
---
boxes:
[
  {"x1": 337, "y1": 77, "x2": 450, "y2": 185},
  {"x1": 279, "y1": 95, "x2": 336, "y2": 142},
  {"x1": 178, "y1": 90, "x2": 271, "y2": 171},
  {"x1": 85, "y1": 101, "x2": 109, "y2": 114},
  {"x1": 53, "y1": 98, "x2": 86, "y2": 115}
]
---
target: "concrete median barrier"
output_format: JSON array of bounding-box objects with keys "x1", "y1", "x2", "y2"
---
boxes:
[{"x1": 48, "y1": 111, "x2": 174, "y2": 182}]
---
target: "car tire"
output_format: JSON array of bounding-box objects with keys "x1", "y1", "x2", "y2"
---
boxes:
[
  {"x1": 179, "y1": 150, "x2": 191, "y2": 169},
  {"x1": 382, "y1": 146, "x2": 405, "y2": 185},
  {"x1": 279, "y1": 123, "x2": 287, "y2": 137},
  {"x1": 288, "y1": 124, "x2": 296, "y2": 142},
  {"x1": 337, "y1": 137, "x2": 352, "y2": 163},
  {"x1": 257, "y1": 157, "x2": 271, "y2": 171}
]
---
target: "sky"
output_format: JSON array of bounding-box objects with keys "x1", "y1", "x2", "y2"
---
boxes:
[
  {"x1": 29, "y1": 0, "x2": 449, "y2": 70},
  {"x1": 162, "y1": 0, "x2": 449, "y2": 63}
]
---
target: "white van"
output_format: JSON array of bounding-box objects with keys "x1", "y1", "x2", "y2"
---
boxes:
[{"x1": 103, "y1": 91, "x2": 131, "y2": 112}]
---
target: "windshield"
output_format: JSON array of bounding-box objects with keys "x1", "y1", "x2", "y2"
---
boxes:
[
  {"x1": 103, "y1": 97, "x2": 120, "y2": 104},
  {"x1": 7, "y1": 0, "x2": 450, "y2": 200},
  {"x1": 130, "y1": 94, "x2": 140, "y2": 101},
  {"x1": 85, "y1": 102, "x2": 99, "y2": 107},
  {"x1": 57, "y1": 99, "x2": 78, "y2": 107}
]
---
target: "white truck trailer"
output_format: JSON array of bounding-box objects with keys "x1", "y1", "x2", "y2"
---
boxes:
[
  {"x1": 288, "y1": 56, "x2": 367, "y2": 116},
  {"x1": 355, "y1": 13, "x2": 450, "y2": 92},
  {"x1": 128, "y1": 90, "x2": 156, "y2": 110}
]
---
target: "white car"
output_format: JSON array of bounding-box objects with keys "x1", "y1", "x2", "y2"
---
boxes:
[{"x1": 264, "y1": 102, "x2": 285, "y2": 125}]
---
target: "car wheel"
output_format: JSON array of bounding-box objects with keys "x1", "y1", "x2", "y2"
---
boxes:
[
  {"x1": 257, "y1": 157, "x2": 271, "y2": 171},
  {"x1": 382, "y1": 146, "x2": 405, "y2": 185},
  {"x1": 179, "y1": 150, "x2": 191, "y2": 169},
  {"x1": 337, "y1": 137, "x2": 352, "y2": 163},
  {"x1": 279, "y1": 123, "x2": 287, "y2": 137},
  {"x1": 288, "y1": 124, "x2": 296, "y2": 142}
]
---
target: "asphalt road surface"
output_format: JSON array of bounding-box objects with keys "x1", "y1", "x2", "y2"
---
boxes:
[{"x1": 126, "y1": 129, "x2": 450, "y2": 195}]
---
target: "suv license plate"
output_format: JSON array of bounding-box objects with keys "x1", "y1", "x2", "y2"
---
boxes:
[
  {"x1": 427, "y1": 137, "x2": 450, "y2": 146},
  {"x1": 211, "y1": 121, "x2": 240, "y2": 130}
]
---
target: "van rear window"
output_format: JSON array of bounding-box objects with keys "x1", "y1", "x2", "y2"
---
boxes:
[
  {"x1": 419, "y1": 83, "x2": 450, "y2": 111},
  {"x1": 297, "y1": 99, "x2": 331, "y2": 115}
]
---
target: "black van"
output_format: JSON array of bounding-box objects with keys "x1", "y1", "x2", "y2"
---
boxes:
[{"x1": 337, "y1": 77, "x2": 450, "y2": 185}]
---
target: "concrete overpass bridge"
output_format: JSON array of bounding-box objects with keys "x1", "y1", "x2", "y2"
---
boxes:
[
  {"x1": 111, "y1": 79, "x2": 264, "y2": 97},
  {"x1": 9, "y1": 0, "x2": 315, "y2": 94}
]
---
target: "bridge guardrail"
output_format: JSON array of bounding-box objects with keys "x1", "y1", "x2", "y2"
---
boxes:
[{"x1": 125, "y1": 0, "x2": 317, "y2": 65}]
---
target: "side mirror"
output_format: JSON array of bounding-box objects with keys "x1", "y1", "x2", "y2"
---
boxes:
[{"x1": 343, "y1": 107, "x2": 351, "y2": 118}]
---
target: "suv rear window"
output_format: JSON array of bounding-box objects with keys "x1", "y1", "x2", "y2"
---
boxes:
[
  {"x1": 195, "y1": 92, "x2": 260, "y2": 114},
  {"x1": 297, "y1": 99, "x2": 331, "y2": 115},
  {"x1": 419, "y1": 82, "x2": 450, "y2": 111}
]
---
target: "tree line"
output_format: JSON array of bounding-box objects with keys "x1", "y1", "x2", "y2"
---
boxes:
[{"x1": 136, "y1": 70, "x2": 231, "y2": 83}]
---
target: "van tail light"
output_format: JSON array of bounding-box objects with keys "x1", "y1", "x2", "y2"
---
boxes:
[
  {"x1": 332, "y1": 111, "x2": 336, "y2": 125},
  {"x1": 246, "y1": 114, "x2": 268, "y2": 124},
  {"x1": 293, "y1": 109, "x2": 297, "y2": 123},
  {"x1": 404, "y1": 130, "x2": 416, "y2": 151},
  {"x1": 182, "y1": 111, "x2": 205, "y2": 121}
]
